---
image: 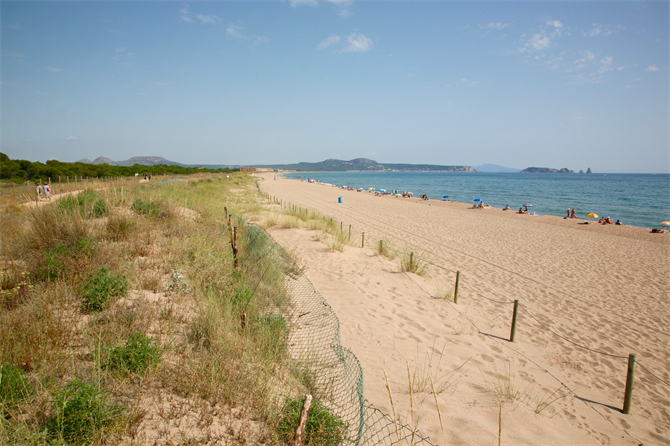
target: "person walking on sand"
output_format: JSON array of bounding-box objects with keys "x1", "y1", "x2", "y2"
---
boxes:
[
  {"x1": 44, "y1": 183, "x2": 51, "y2": 201},
  {"x1": 36, "y1": 182, "x2": 43, "y2": 201}
]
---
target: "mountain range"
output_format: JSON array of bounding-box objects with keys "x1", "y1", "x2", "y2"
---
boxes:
[
  {"x1": 250, "y1": 158, "x2": 475, "y2": 172},
  {"x1": 77, "y1": 156, "x2": 527, "y2": 173}
]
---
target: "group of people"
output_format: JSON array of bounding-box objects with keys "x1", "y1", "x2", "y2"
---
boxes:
[
  {"x1": 566, "y1": 208, "x2": 578, "y2": 219},
  {"x1": 598, "y1": 217, "x2": 619, "y2": 225},
  {"x1": 35, "y1": 182, "x2": 51, "y2": 201}
]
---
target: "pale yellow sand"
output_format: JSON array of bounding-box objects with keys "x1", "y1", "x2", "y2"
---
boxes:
[{"x1": 258, "y1": 173, "x2": 670, "y2": 446}]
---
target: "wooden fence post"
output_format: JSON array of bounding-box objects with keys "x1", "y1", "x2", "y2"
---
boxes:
[
  {"x1": 623, "y1": 354, "x2": 636, "y2": 414},
  {"x1": 454, "y1": 271, "x2": 461, "y2": 304},
  {"x1": 293, "y1": 395, "x2": 313, "y2": 446},
  {"x1": 362, "y1": 232, "x2": 365, "y2": 248},
  {"x1": 510, "y1": 300, "x2": 519, "y2": 342}
]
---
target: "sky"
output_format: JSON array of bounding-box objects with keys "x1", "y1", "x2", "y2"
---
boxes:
[{"x1": 2, "y1": 1, "x2": 668, "y2": 173}]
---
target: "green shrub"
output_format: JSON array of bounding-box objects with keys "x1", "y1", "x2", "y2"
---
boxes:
[
  {"x1": 46, "y1": 380, "x2": 123, "y2": 445},
  {"x1": 277, "y1": 396, "x2": 347, "y2": 446},
  {"x1": 131, "y1": 198, "x2": 161, "y2": 217},
  {"x1": 92, "y1": 198, "x2": 108, "y2": 217},
  {"x1": 38, "y1": 238, "x2": 95, "y2": 282},
  {"x1": 106, "y1": 332, "x2": 161, "y2": 376},
  {"x1": 81, "y1": 267, "x2": 128, "y2": 313},
  {"x1": 0, "y1": 365, "x2": 32, "y2": 411},
  {"x1": 59, "y1": 190, "x2": 98, "y2": 215},
  {"x1": 399, "y1": 250, "x2": 426, "y2": 276}
]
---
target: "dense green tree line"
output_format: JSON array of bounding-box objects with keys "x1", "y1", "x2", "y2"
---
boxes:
[{"x1": 0, "y1": 153, "x2": 237, "y2": 182}]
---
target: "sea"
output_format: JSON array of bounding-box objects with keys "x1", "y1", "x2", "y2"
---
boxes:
[{"x1": 283, "y1": 171, "x2": 670, "y2": 230}]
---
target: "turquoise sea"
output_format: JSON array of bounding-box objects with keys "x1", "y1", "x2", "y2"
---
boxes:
[{"x1": 284, "y1": 172, "x2": 670, "y2": 230}]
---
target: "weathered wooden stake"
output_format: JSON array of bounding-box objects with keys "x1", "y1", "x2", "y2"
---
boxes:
[
  {"x1": 510, "y1": 300, "x2": 519, "y2": 342},
  {"x1": 623, "y1": 353, "x2": 636, "y2": 414},
  {"x1": 293, "y1": 395, "x2": 313, "y2": 446},
  {"x1": 454, "y1": 271, "x2": 461, "y2": 304},
  {"x1": 362, "y1": 232, "x2": 365, "y2": 248}
]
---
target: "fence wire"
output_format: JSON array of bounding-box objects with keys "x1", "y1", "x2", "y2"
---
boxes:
[{"x1": 237, "y1": 213, "x2": 435, "y2": 446}]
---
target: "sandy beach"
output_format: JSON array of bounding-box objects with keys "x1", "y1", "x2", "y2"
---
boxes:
[{"x1": 258, "y1": 173, "x2": 669, "y2": 445}]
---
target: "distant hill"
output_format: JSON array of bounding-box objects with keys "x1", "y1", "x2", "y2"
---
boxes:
[
  {"x1": 251, "y1": 158, "x2": 475, "y2": 172},
  {"x1": 474, "y1": 164, "x2": 520, "y2": 173},
  {"x1": 521, "y1": 167, "x2": 575, "y2": 173},
  {"x1": 76, "y1": 156, "x2": 239, "y2": 169}
]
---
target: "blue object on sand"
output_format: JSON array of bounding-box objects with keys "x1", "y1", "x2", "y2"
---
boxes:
[{"x1": 338, "y1": 197, "x2": 343, "y2": 203}]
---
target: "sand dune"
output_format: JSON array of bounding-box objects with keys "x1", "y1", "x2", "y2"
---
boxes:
[{"x1": 259, "y1": 174, "x2": 669, "y2": 445}]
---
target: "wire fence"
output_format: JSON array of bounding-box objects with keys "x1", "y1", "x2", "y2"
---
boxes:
[
  {"x1": 233, "y1": 211, "x2": 435, "y2": 445},
  {"x1": 256, "y1": 189, "x2": 670, "y2": 412}
]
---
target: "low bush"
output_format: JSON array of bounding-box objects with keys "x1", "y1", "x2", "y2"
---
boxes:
[
  {"x1": 106, "y1": 332, "x2": 162, "y2": 376},
  {"x1": 0, "y1": 365, "x2": 32, "y2": 412},
  {"x1": 81, "y1": 267, "x2": 128, "y2": 313},
  {"x1": 399, "y1": 250, "x2": 426, "y2": 276},
  {"x1": 277, "y1": 396, "x2": 347, "y2": 446},
  {"x1": 131, "y1": 198, "x2": 161, "y2": 217},
  {"x1": 92, "y1": 198, "x2": 108, "y2": 217},
  {"x1": 46, "y1": 379, "x2": 123, "y2": 446}
]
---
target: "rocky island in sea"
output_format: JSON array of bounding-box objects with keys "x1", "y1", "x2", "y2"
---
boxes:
[{"x1": 521, "y1": 167, "x2": 575, "y2": 173}]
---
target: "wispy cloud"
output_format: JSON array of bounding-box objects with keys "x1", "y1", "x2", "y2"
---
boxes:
[
  {"x1": 116, "y1": 47, "x2": 126, "y2": 53},
  {"x1": 328, "y1": 0, "x2": 353, "y2": 18},
  {"x1": 317, "y1": 35, "x2": 341, "y2": 49},
  {"x1": 179, "y1": 5, "x2": 219, "y2": 24},
  {"x1": 156, "y1": 80, "x2": 168, "y2": 87},
  {"x1": 584, "y1": 23, "x2": 625, "y2": 37},
  {"x1": 66, "y1": 136, "x2": 79, "y2": 141},
  {"x1": 195, "y1": 14, "x2": 220, "y2": 25},
  {"x1": 47, "y1": 66, "x2": 64, "y2": 72},
  {"x1": 226, "y1": 24, "x2": 244, "y2": 39},
  {"x1": 646, "y1": 66, "x2": 659, "y2": 72},
  {"x1": 340, "y1": 33, "x2": 372, "y2": 52},
  {"x1": 317, "y1": 32, "x2": 372, "y2": 53},
  {"x1": 290, "y1": 0, "x2": 318, "y2": 7},
  {"x1": 479, "y1": 22, "x2": 511, "y2": 31},
  {"x1": 519, "y1": 19, "x2": 567, "y2": 53},
  {"x1": 226, "y1": 24, "x2": 269, "y2": 46}
]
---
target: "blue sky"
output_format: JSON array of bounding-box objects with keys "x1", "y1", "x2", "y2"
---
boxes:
[{"x1": 2, "y1": 1, "x2": 668, "y2": 173}]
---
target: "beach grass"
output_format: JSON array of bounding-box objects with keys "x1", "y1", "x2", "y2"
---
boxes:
[{"x1": 0, "y1": 172, "x2": 314, "y2": 445}]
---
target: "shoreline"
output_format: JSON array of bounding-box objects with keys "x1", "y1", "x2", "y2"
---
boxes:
[
  {"x1": 258, "y1": 172, "x2": 669, "y2": 445},
  {"x1": 276, "y1": 171, "x2": 668, "y2": 230}
]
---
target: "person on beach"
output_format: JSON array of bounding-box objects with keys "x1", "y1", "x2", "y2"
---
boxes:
[
  {"x1": 44, "y1": 183, "x2": 51, "y2": 201},
  {"x1": 503, "y1": 205, "x2": 510, "y2": 210},
  {"x1": 36, "y1": 182, "x2": 43, "y2": 200},
  {"x1": 571, "y1": 208, "x2": 577, "y2": 219},
  {"x1": 566, "y1": 209, "x2": 570, "y2": 219}
]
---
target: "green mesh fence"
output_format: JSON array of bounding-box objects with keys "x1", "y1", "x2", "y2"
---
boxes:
[{"x1": 231, "y1": 213, "x2": 435, "y2": 445}]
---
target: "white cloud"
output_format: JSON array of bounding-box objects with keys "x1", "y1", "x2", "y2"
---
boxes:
[
  {"x1": 179, "y1": 6, "x2": 189, "y2": 15},
  {"x1": 180, "y1": 15, "x2": 194, "y2": 23},
  {"x1": 196, "y1": 14, "x2": 219, "y2": 25},
  {"x1": 47, "y1": 66, "x2": 64, "y2": 72},
  {"x1": 479, "y1": 22, "x2": 511, "y2": 30},
  {"x1": 547, "y1": 20, "x2": 563, "y2": 35},
  {"x1": 66, "y1": 136, "x2": 79, "y2": 141},
  {"x1": 647, "y1": 66, "x2": 659, "y2": 72},
  {"x1": 227, "y1": 24, "x2": 244, "y2": 39},
  {"x1": 340, "y1": 33, "x2": 372, "y2": 53},
  {"x1": 156, "y1": 80, "x2": 168, "y2": 87},
  {"x1": 116, "y1": 47, "x2": 126, "y2": 53},
  {"x1": 317, "y1": 35, "x2": 341, "y2": 49},
  {"x1": 598, "y1": 56, "x2": 614, "y2": 74},
  {"x1": 585, "y1": 23, "x2": 623, "y2": 37},
  {"x1": 290, "y1": 0, "x2": 318, "y2": 7},
  {"x1": 226, "y1": 24, "x2": 269, "y2": 46},
  {"x1": 327, "y1": 0, "x2": 353, "y2": 18},
  {"x1": 520, "y1": 33, "x2": 551, "y2": 52}
]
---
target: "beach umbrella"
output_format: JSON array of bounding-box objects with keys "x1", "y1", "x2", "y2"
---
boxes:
[
  {"x1": 524, "y1": 203, "x2": 533, "y2": 207},
  {"x1": 380, "y1": 189, "x2": 386, "y2": 192},
  {"x1": 474, "y1": 198, "x2": 483, "y2": 202},
  {"x1": 585, "y1": 213, "x2": 599, "y2": 218},
  {"x1": 443, "y1": 195, "x2": 449, "y2": 199},
  {"x1": 369, "y1": 187, "x2": 375, "y2": 191}
]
